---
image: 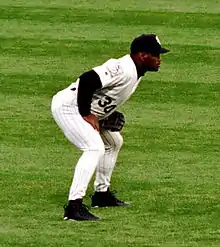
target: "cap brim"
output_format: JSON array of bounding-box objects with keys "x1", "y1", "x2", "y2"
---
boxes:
[{"x1": 160, "y1": 47, "x2": 170, "y2": 54}]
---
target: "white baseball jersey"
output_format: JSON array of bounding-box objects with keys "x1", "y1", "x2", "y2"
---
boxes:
[{"x1": 66, "y1": 54, "x2": 142, "y2": 119}]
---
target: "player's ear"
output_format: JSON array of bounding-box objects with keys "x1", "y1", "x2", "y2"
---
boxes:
[{"x1": 139, "y1": 52, "x2": 149, "y2": 61}]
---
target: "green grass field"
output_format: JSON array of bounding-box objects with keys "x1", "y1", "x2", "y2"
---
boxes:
[{"x1": 1, "y1": 0, "x2": 220, "y2": 246}]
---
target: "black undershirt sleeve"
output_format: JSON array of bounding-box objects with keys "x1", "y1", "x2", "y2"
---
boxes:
[{"x1": 76, "y1": 69, "x2": 102, "y2": 116}]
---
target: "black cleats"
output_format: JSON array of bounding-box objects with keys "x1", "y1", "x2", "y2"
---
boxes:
[
  {"x1": 91, "y1": 189, "x2": 130, "y2": 207},
  {"x1": 64, "y1": 199, "x2": 100, "y2": 221}
]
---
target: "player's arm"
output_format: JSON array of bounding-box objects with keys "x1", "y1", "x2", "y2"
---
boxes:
[{"x1": 77, "y1": 70, "x2": 102, "y2": 131}]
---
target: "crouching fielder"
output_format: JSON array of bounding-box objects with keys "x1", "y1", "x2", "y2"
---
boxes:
[{"x1": 51, "y1": 34, "x2": 170, "y2": 221}]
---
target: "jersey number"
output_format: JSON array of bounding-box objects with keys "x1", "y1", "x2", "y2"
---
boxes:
[{"x1": 98, "y1": 96, "x2": 116, "y2": 113}]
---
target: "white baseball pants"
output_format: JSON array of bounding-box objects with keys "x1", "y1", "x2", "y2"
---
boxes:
[{"x1": 51, "y1": 89, "x2": 123, "y2": 200}]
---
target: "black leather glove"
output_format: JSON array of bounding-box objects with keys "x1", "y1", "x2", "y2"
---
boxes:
[{"x1": 99, "y1": 111, "x2": 125, "y2": 132}]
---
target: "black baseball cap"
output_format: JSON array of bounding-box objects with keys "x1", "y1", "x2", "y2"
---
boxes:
[{"x1": 130, "y1": 34, "x2": 170, "y2": 56}]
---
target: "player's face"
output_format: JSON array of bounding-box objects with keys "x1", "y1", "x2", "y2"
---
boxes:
[{"x1": 141, "y1": 53, "x2": 161, "y2": 72}]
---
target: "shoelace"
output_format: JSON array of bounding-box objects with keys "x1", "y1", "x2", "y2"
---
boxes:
[
  {"x1": 108, "y1": 190, "x2": 124, "y2": 203},
  {"x1": 79, "y1": 204, "x2": 93, "y2": 216}
]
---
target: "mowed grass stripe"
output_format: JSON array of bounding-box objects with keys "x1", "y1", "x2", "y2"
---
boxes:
[
  {"x1": 2, "y1": 119, "x2": 219, "y2": 150},
  {"x1": 1, "y1": 38, "x2": 220, "y2": 67},
  {"x1": 1, "y1": 55, "x2": 219, "y2": 84},
  {"x1": 1, "y1": 0, "x2": 220, "y2": 13},
  {"x1": 0, "y1": 73, "x2": 70, "y2": 95},
  {"x1": 0, "y1": 38, "x2": 220, "y2": 75},
  {"x1": 0, "y1": 38, "x2": 129, "y2": 57},
  {"x1": 1, "y1": 19, "x2": 220, "y2": 47},
  {"x1": 0, "y1": 73, "x2": 219, "y2": 108},
  {"x1": 1, "y1": 6, "x2": 220, "y2": 29}
]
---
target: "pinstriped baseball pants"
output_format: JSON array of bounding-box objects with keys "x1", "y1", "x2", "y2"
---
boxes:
[{"x1": 51, "y1": 91, "x2": 123, "y2": 200}]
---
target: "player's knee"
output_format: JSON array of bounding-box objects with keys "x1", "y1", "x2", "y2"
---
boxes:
[
  {"x1": 87, "y1": 143, "x2": 105, "y2": 157},
  {"x1": 96, "y1": 145, "x2": 105, "y2": 157},
  {"x1": 105, "y1": 132, "x2": 123, "y2": 151}
]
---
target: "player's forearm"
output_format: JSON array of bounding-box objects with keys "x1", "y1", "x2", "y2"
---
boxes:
[{"x1": 77, "y1": 70, "x2": 102, "y2": 116}]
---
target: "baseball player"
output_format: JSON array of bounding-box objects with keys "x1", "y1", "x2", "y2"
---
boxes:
[{"x1": 51, "y1": 34, "x2": 169, "y2": 221}]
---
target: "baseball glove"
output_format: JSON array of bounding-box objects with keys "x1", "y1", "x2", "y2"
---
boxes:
[{"x1": 99, "y1": 111, "x2": 125, "y2": 132}]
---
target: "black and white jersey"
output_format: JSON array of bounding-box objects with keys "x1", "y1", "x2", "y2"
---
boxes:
[
  {"x1": 91, "y1": 55, "x2": 142, "y2": 119},
  {"x1": 63, "y1": 54, "x2": 142, "y2": 119}
]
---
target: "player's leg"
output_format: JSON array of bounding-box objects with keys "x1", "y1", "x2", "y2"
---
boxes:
[
  {"x1": 94, "y1": 130, "x2": 123, "y2": 192},
  {"x1": 91, "y1": 130, "x2": 130, "y2": 207},
  {"x1": 51, "y1": 99, "x2": 104, "y2": 220}
]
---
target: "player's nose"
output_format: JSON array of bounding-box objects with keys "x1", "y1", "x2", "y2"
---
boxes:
[{"x1": 157, "y1": 57, "x2": 161, "y2": 64}]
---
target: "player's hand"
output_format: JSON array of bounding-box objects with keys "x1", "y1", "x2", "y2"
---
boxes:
[{"x1": 83, "y1": 113, "x2": 99, "y2": 131}]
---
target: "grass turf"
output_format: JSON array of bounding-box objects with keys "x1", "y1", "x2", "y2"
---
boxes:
[{"x1": 1, "y1": 1, "x2": 220, "y2": 246}]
